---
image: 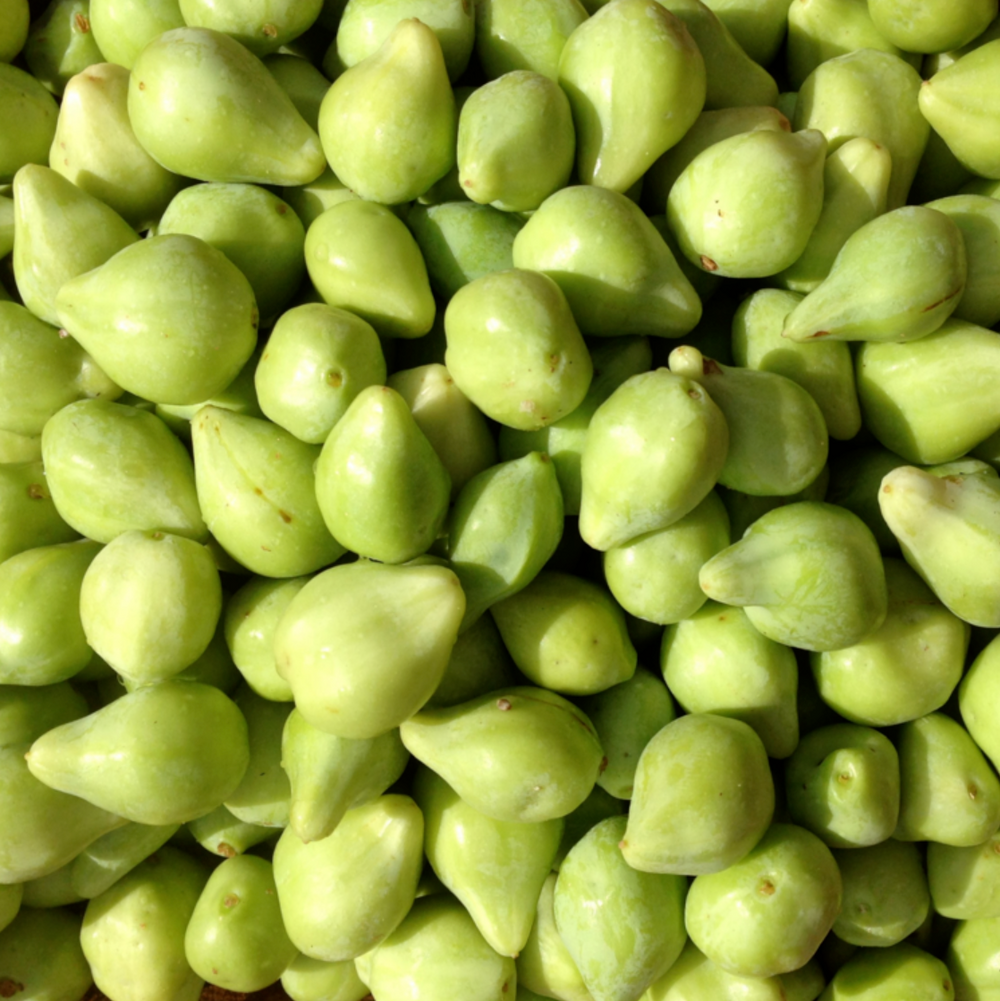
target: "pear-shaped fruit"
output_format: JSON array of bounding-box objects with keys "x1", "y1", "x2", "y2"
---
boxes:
[
  {"x1": 823, "y1": 942, "x2": 956, "y2": 1001},
  {"x1": 491, "y1": 572, "x2": 637, "y2": 695},
  {"x1": 281, "y1": 954, "x2": 370, "y2": 1001},
  {"x1": 475, "y1": 0, "x2": 587, "y2": 80},
  {"x1": 793, "y1": 48, "x2": 928, "y2": 209},
  {"x1": 776, "y1": 136, "x2": 893, "y2": 296},
  {"x1": 558, "y1": 0, "x2": 706, "y2": 192},
  {"x1": 192, "y1": 406, "x2": 344, "y2": 578},
  {"x1": 960, "y1": 633, "x2": 1000, "y2": 776},
  {"x1": 79, "y1": 530, "x2": 221, "y2": 687},
  {"x1": 319, "y1": 19, "x2": 456, "y2": 204},
  {"x1": 669, "y1": 345, "x2": 828, "y2": 497},
  {"x1": 782, "y1": 206, "x2": 966, "y2": 343},
  {"x1": 88, "y1": 0, "x2": 185, "y2": 69},
  {"x1": 0, "y1": 0, "x2": 29, "y2": 63},
  {"x1": 928, "y1": 831, "x2": 1000, "y2": 920},
  {"x1": 305, "y1": 200, "x2": 436, "y2": 339},
  {"x1": 732, "y1": 288, "x2": 861, "y2": 441},
  {"x1": 685, "y1": 824, "x2": 842, "y2": 979},
  {"x1": 785, "y1": 723, "x2": 900, "y2": 848},
  {"x1": 314, "y1": 385, "x2": 451, "y2": 564},
  {"x1": 23, "y1": 0, "x2": 106, "y2": 96},
  {"x1": 0, "y1": 460, "x2": 79, "y2": 566},
  {"x1": 56, "y1": 234, "x2": 258, "y2": 406},
  {"x1": 51, "y1": 62, "x2": 185, "y2": 229},
  {"x1": 447, "y1": 452, "x2": 564, "y2": 631},
  {"x1": 41, "y1": 399, "x2": 207, "y2": 544},
  {"x1": 282, "y1": 708, "x2": 409, "y2": 844},
  {"x1": 157, "y1": 182, "x2": 306, "y2": 322},
  {"x1": 178, "y1": 0, "x2": 323, "y2": 56},
  {"x1": 0, "y1": 302, "x2": 119, "y2": 438},
  {"x1": 621, "y1": 713, "x2": 773, "y2": 876},
  {"x1": 400, "y1": 686, "x2": 604, "y2": 823},
  {"x1": 26, "y1": 680, "x2": 250, "y2": 825},
  {"x1": 856, "y1": 319, "x2": 1000, "y2": 464},
  {"x1": 186, "y1": 804, "x2": 277, "y2": 859},
  {"x1": 427, "y1": 612, "x2": 520, "y2": 710},
  {"x1": 869, "y1": 0, "x2": 996, "y2": 53},
  {"x1": 81, "y1": 846, "x2": 210, "y2": 1001},
  {"x1": 579, "y1": 368, "x2": 729, "y2": 551},
  {"x1": 555, "y1": 815, "x2": 686, "y2": 1001},
  {"x1": 0, "y1": 907, "x2": 93, "y2": 1001},
  {"x1": 879, "y1": 464, "x2": 1000, "y2": 627},
  {"x1": 273, "y1": 795, "x2": 424, "y2": 962},
  {"x1": 273, "y1": 560, "x2": 465, "y2": 739},
  {"x1": 513, "y1": 185, "x2": 702, "y2": 338},
  {"x1": 667, "y1": 128, "x2": 827, "y2": 278},
  {"x1": 12, "y1": 163, "x2": 139, "y2": 327},
  {"x1": 457, "y1": 70, "x2": 574, "y2": 212},
  {"x1": 254, "y1": 303, "x2": 386, "y2": 445},
  {"x1": 129, "y1": 27, "x2": 325, "y2": 185},
  {"x1": 184, "y1": 854, "x2": 297, "y2": 992},
  {"x1": 0, "y1": 681, "x2": 88, "y2": 748},
  {"x1": 70, "y1": 821, "x2": 180, "y2": 899},
  {"x1": 415, "y1": 765, "x2": 562, "y2": 957},
  {"x1": 700, "y1": 0, "x2": 787, "y2": 65},
  {"x1": 699, "y1": 501, "x2": 888, "y2": 652},
  {"x1": 0, "y1": 63, "x2": 58, "y2": 183},
  {"x1": 444, "y1": 268, "x2": 593, "y2": 431}
]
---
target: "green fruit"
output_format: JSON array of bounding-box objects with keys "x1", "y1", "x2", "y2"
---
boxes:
[
  {"x1": 960, "y1": 633, "x2": 1000, "y2": 774},
  {"x1": 475, "y1": 0, "x2": 587, "y2": 80},
  {"x1": 282, "y1": 954, "x2": 370, "y2": 1001},
  {"x1": 129, "y1": 27, "x2": 326, "y2": 185},
  {"x1": 0, "y1": 682, "x2": 88, "y2": 748},
  {"x1": 24, "y1": 0, "x2": 106, "y2": 96},
  {"x1": 0, "y1": 460, "x2": 79, "y2": 566},
  {"x1": 0, "y1": 63, "x2": 58, "y2": 183},
  {"x1": 178, "y1": 0, "x2": 324, "y2": 56},
  {"x1": 88, "y1": 0, "x2": 185, "y2": 69},
  {"x1": 948, "y1": 915, "x2": 1000, "y2": 999},
  {"x1": 928, "y1": 832, "x2": 1000, "y2": 921},
  {"x1": 868, "y1": 0, "x2": 996, "y2": 53},
  {"x1": 644, "y1": 940, "x2": 794, "y2": 1001},
  {"x1": 621, "y1": 714, "x2": 773, "y2": 876},
  {"x1": 0, "y1": 907, "x2": 92, "y2": 1001},
  {"x1": 186, "y1": 804, "x2": 277, "y2": 859},
  {"x1": 70, "y1": 821, "x2": 179, "y2": 899},
  {"x1": 820, "y1": 942, "x2": 956, "y2": 1001}
]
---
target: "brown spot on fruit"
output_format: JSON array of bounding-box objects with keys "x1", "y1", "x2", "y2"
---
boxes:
[{"x1": 700, "y1": 255, "x2": 719, "y2": 271}]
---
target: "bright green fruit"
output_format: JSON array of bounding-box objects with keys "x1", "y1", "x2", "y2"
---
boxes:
[
  {"x1": 255, "y1": 303, "x2": 386, "y2": 445},
  {"x1": 0, "y1": 460, "x2": 79, "y2": 566},
  {"x1": 400, "y1": 686, "x2": 604, "y2": 823},
  {"x1": 700, "y1": 0, "x2": 787, "y2": 64},
  {"x1": 305, "y1": 200, "x2": 436, "y2": 339},
  {"x1": 447, "y1": 452, "x2": 563, "y2": 629},
  {"x1": 24, "y1": 0, "x2": 105, "y2": 96},
  {"x1": 667, "y1": 128, "x2": 826, "y2": 278},
  {"x1": 833, "y1": 840, "x2": 929, "y2": 946},
  {"x1": 793, "y1": 48, "x2": 928, "y2": 210},
  {"x1": 732, "y1": 288, "x2": 860, "y2": 441},
  {"x1": 0, "y1": 882, "x2": 21, "y2": 934},
  {"x1": 475, "y1": 0, "x2": 587, "y2": 80},
  {"x1": 578, "y1": 668, "x2": 676, "y2": 800},
  {"x1": 315, "y1": 385, "x2": 451, "y2": 564},
  {"x1": 621, "y1": 713, "x2": 773, "y2": 876},
  {"x1": 51, "y1": 62, "x2": 185, "y2": 230},
  {"x1": 782, "y1": 206, "x2": 966, "y2": 343},
  {"x1": 79, "y1": 530, "x2": 221, "y2": 686},
  {"x1": 282, "y1": 708, "x2": 409, "y2": 844},
  {"x1": 555, "y1": 815, "x2": 686, "y2": 1001},
  {"x1": 12, "y1": 163, "x2": 139, "y2": 328},
  {"x1": 457, "y1": 70, "x2": 574, "y2": 212},
  {"x1": 661, "y1": 601, "x2": 798, "y2": 759},
  {"x1": 0, "y1": 63, "x2": 58, "y2": 183},
  {"x1": 186, "y1": 804, "x2": 277, "y2": 859},
  {"x1": 0, "y1": 302, "x2": 119, "y2": 437},
  {"x1": 961, "y1": 633, "x2": 1000, "y2": 774},
  {"x1": 894, "y1": 712, "x2": 1000, "y2": 847},
  {"x1": 929, "y1": 832, "x2": 1000, "y2": 920},
  {"x1": 427, "y1": 613, "x2": 519, "y2": 709},
  {"x1": 26, "y1": 681, "x2": 250, "y2": 825},
  {"x1": 178, "y1": 0, "x2": 323, "y2": 56},
  {"x1": 819, "y1": 942, "x2": 956, "y2": 1001},
  {"x1": 273, "y1": 560, "x2": 464, "y2": 739},
  {"x1": 0, "y1": 430, "x2": 40, "y2": 464},
  {"x1": 669, "y1": 345, "x2": 828, "y2": 497},
  {"x1": 445, "y1": 268, "x2": 592, "y2": 431},
  {"x1": 491, "y1": 571, "x2": 635, "y2": 695},
  {"x1": 0, "y1": 742, "x2": 125, "y2": 884},
  {"x1": 869, "y1": 0, "x2": 996, "y2": 53},
  {"x1": 685, "y1": 823, "x2": 842, "y2": 978},
  {"x1": 192, "y1": 406, "x2": 345, "y2": 578},
  {"x1": 70, "y1": 821, "x2": 179, "y2": 899},
  {"x1": 88, "y1": 0, "x2": 185, "y2": 69},
  {"x1": 513, "y1": 185, "x2": 702, "y2": 338},
  {"x1": 0, "y1": 907, "x2": 92, "y2": 1001},
  {"x1": 0, "y1": 0, "x2": 29, "y2": 63},
  {"x1": 273, "y1": 795, "x2": 424, "y2": 961},
  {"x1": 56, "y1": 234, "x2": 257, "y2": 406},
  {"x1": 810, "y1": 557, "x2": 969, "y2": 725},
  {"x1": 416, "y1": 765, "x2": 562, "y2": 957},
  {"x1": 185, "y1": 854, "x2": 297, "y2": 992},
  {"x1": 264, "y1": 53, "x2": 330, "y2": 132},
  {"x1": 700, "y1": 501, "x2": 887, "y2": 652},
  {"x1": 579, "y1": 368, "x2": 728, "y2": 551},
  {"x1": 157, "y1": 183, "x2": 306, "y2": 322},
  {"x1": 558, "y1": 0, "x2": 706, "y2": 192},
  {"x1": 282, "y1": 953, "x2": 370, "y2": 1001},
  {"x1": 82, "y1": 846, "x2": 210, "y2": 1001},
  {"x1": 0, "y1": 682, "x2": 88, "y2": 748},
  {"x1": 0, "y1": 539, "x2": 101, "y2": 686},
  {"x1": 129, "y1": 27, "x2": 326, "y2": 185},
  {"x1": 224, "y1": 575, "x2": 305, "y2": 702},
  {"x1": 319, "y1": 19, "x2": 456, "y2": 204},
  {"x1": 554, "y1": 784, "x2": 625, "y2": 870},
  {"x1": 948, "y1": 915, "x2": 1000, "y2": 999}
]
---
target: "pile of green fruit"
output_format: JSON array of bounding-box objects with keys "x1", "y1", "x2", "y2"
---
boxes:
[{"x1": 4, "y1": 0, "x2": 1000, "y2": 998}]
